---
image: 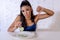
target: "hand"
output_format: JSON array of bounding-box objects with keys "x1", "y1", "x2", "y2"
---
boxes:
[
  {"x1": 36, "y1": 6, "x2": 44, "y2": 12},
  {"x1": 14, "y1": 21, "x2": 22, "y2": 28}
]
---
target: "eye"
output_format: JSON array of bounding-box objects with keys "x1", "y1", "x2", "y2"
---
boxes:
[
  {"x1": 26, "y1": 9, "x2": 29, "y2": 11},
  {"x1": 22, "y1": 10, "x2": 24, "y2": 12}
]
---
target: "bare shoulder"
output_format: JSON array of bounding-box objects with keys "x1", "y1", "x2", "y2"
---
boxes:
[
  {"x1": 15, "y1": 14, "x2": 21, "y2": 21},
  {"x1": 34, "y1": 15, "x2": 39, "y2": 23}
]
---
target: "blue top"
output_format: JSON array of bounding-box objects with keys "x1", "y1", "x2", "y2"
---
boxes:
[{"x1": 24, "y1": 24, "x2": 36, "y2": 31}]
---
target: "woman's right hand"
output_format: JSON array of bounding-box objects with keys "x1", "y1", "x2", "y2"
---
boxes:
[{"x1": 14, "y1": 21, "x2": 22, "y2": 28}]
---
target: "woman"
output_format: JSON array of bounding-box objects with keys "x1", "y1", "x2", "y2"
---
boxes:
[{"x1": 8, "y1": 0, "x2": 54, "y2": 32}]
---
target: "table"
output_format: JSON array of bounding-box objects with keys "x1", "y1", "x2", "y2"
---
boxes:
[{"x1": 0, "y1": 30, "x2": 60, "y2": 40}]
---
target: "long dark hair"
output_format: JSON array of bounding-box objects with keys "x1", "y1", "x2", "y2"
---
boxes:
[{"x1": 20, "y1": 0, "x2": 35, "y2": 27}]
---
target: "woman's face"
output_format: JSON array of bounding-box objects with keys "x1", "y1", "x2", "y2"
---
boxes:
[{"x1": 21, "y1": 6, "x2": 32, "y2": 19}]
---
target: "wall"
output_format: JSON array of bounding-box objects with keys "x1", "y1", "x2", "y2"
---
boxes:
[{"x1": 0, "y1": 0, "x2": 60, "y2": 32}]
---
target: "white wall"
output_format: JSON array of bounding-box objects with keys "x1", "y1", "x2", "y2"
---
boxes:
[{"x1": 0, "y1": 0, "x2": 60, "y2": 32}]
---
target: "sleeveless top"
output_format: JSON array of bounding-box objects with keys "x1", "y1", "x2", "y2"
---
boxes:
[
  {"x1": 23, "y1": 24, "x2": 36, "y2": 31},
  {"x1": 18, "y1": 15, "x2": 36, "y2": 31}
]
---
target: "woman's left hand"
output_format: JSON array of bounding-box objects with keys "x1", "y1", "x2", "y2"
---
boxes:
[{"x1": 36, "y1": 6, "x2": 44, "y2": 12}]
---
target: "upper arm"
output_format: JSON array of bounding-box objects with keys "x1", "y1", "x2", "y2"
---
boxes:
[
  {"x1": 13, "y1": 15, "x2": 21, "y2": 24},
  {"x1": 34, "y1": 14, "x2": 54, "y2": 23},
  {"x1": 37, "y1": 14, "x2": 50, "y2": 19},
  {"x1": 8, "y1": 15, "x2": 20, "y2": 32}
]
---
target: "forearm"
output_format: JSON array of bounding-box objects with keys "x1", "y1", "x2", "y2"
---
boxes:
[
  {"x1": 8, "y1": 25, "x2": 17, "y2": 32},
  {"x1": 43, "y1": 8, "x2": 54, "y2": 16}
]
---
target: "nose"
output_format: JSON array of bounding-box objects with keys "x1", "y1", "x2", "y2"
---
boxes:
[{"x1": 25, "y1": 11, "x2": 28, "y2": 15}]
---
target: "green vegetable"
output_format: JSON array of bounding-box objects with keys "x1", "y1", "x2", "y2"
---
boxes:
[{"x1": 19, "y1": 27, "x2": 24, "y2": 31}]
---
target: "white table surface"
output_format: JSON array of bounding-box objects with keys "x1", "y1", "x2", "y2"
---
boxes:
[{"x1": 0, "y1": 30, "x2": 60, "y2": 40}]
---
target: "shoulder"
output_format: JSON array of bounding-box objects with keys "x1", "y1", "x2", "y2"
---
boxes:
[
  {"x1": 34, "y1": 14, "x2": 39, "y2": 18},
  {"x1": 15, "y1": 14, "x2": 21, "y2": 21},
  {"x1": 18, "y1": 14, "x2": 20, "y2": 16},
  {"x1": 17, "y1": 14, "x2": 21, "y2": 18},
  {"x1": 34, "y1": 14, "x2": 39, "y2": 23},
  {"x1": 34, "y1": 14, "x2": 39, "y2": 19}
]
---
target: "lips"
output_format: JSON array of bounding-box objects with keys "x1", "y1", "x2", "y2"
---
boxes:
[{"x1": 25, "y1": 13, "x2": 29, "y2": 16}]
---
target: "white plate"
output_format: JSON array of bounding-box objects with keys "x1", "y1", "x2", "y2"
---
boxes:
[{"x1": 8, "y1": 31, "x2": 37, "y2": 39}]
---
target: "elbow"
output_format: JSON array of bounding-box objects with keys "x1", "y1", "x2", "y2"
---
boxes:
[
  {"x1": 7, "y1": 29, "x2": 11, "y2": 32},
  {"x1": 7, "y1": 29, "x2": 14, "y2": 32},
  {"x1": 49, "y1": 11, "x2": 54, "y2": 16},
  {"x1": 52, "y1": 11, "x2": 54, "y2": 16}
]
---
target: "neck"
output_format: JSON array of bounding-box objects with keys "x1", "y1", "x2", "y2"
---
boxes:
[
  {"x1": 25, "y1": 15, "x2": 31, "y2": 20},
  {"x1": 25, "y1": 17, "x2": 31, "y2": 20}
]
